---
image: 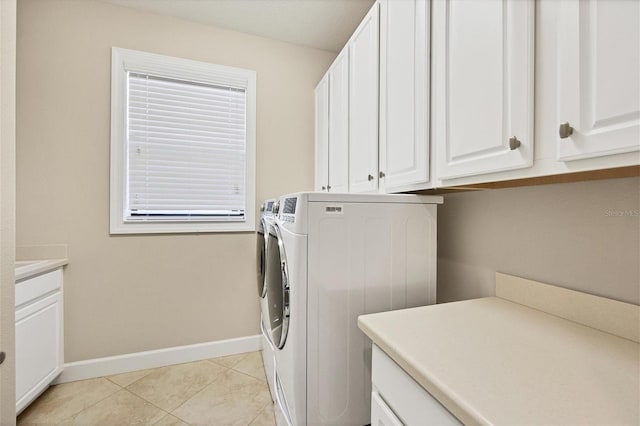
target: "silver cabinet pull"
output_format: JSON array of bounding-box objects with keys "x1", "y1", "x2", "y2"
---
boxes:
[
  {"x1": 509, "y1": 136, "x2": 521, "y2": 150},
  {"x1": 559, "y1": 122, "x2": 574, "y2": 139},
  {"x1": 367, "y1": 174, "x2": 374, "y2": 182},
  {"x1": 379, "y1": 171, "x2": 385, "y2": 179}
]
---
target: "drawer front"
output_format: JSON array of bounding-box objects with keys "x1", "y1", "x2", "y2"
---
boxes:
[
  {"x1": 372, "y1": 345, "x2": 461, "y2": 425},
  {"x1": 15, "y1": 268, "x2": 63, "y2": 308},
  {"x1": 372, "y1": 391, "x2": 403, "y2": 426}
]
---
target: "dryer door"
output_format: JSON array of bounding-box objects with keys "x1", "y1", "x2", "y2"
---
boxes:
[
  {"x1": 256, "y1": 217, "x2": 268, "y2": 298},
  {"x1": 265, "y1": 223, "x2": 290, "y2": 349}
]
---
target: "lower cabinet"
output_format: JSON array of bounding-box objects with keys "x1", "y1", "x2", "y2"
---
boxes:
[
  {"x1": 15, "y1": 269, "x2": 64, "y2": 414},
  {"x1": 371, "y1": 345, "x2": 461, "y2": 426},
  {"x1": 371, "y1": 392, "x2": 403, "y2": 426}
]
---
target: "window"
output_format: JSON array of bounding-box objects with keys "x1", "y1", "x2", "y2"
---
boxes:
[{"x1": 110, "y1": 47, "x2": 256, "y2": 234}]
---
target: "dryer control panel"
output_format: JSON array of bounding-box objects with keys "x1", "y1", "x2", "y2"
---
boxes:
[{"x1": 280, "y1": 197, "x2": 298, "y2": 223}]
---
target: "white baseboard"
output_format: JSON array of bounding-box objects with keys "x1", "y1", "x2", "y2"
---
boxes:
[{"x1": 55, "y1": 334, "x2": 262, "y2": 384}]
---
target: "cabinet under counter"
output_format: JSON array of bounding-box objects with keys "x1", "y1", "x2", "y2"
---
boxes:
[
  {"x1": 358, "y1": 273, "x2": 640, "y2": 425},
  {"x1": 15, "y1": 259, "x2": 68, "y2": 415}
]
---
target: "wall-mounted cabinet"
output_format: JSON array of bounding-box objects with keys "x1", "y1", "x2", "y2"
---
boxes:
[
  {"x1": 315, "y1": 0, "x2": 639, "y2": 193},
  {"x1": 327, "y1": 50, "x2": 350, "y2": 193},
  {"x1": 314, "y1": 75, "x2": 329, "y2": 192},
  {"x1": 314, "y1": 57, "x2": 351, "y2": 194},
  {"x1": 432, "y1": 0, "x2": 535, "y2": 181},
  {"x1": 379, "y1": 0, "x2": 431, "y2": 192},
  {"x1": 556, "y1": 0, "x2": 640, "y2": 162},
  {"x1": 315, "y1": 1, "x2": 431, "y2": 194},
  {"x1": 348, "y1": 4, "x2": 380, "y2": 193}
]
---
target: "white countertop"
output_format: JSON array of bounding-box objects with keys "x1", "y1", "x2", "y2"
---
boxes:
[
  {"x1": 15, "y1": 258, "x2": 68, "y2": 282},
  {"x1": 359, "y1": 293, "x2": 640, "y2": 425}
]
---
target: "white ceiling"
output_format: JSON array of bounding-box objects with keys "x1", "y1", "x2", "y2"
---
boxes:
[{"x1": 101, "y1": 0, "x2": 376, "y2": 52}]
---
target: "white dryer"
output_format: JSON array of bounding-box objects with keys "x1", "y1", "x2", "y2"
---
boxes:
[
  {"x1": 257, "y1": 199, "x2": 276, "y2": 401},
  {"x1": 264, "y1": 192, "x2": 443, "y2": 425}
]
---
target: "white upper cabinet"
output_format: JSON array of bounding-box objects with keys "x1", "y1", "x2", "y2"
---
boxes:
[
  {"x1": 433, "y1": 0, "x2": 535, "y2": 181},
  {"x1": 349, "y1": 4, "x2": 380, "y2": 193},
  {"x1": 314, "y1": 75, "x2": 329, "y2": 192},
  {"x1": 556, "y1": 0, "x2": 640, "y2": 161},
  {"x1": 328, "y1": 50, "x2": 350, "y2": 193},
  {"x1": 379, "y1": 0, "x2": 430, "y2": 192}
]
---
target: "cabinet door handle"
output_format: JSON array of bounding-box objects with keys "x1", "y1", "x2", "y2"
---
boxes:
[
  {"x1": 559, "y1": 122, "x2": 574, "y2": 139},
  {"x1": 321, "y1": 186, "x2": 326, "y2": 191},
  {"x1": 367, "y1": 174, "x2": 374, "y2": 182},
  {"x1": 327, "y1": 185, "x2": 331, "y2": 191},
  {"x1": 509, "y1": 136, "x2": 521, "y2": 150},
  {"x1": 379, "y1": 171, "x2": 385, "y2": 179}
]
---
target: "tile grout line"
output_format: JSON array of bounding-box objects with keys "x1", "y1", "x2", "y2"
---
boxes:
[
  {"x1": 53, "y1": 378, "x2": 125, "y2": 424},
  {"x1": 247, "y1": 400, "x2": 274, "y2": 426},
  {"x1": 104, "y1": 368, "x2": 157, "y2": 388},
  {"x1": 105, "y1": 374, "x2": 172, "y2": 416},
  {"x1": 122, "y1": 359, "x2": 230, "y2": 415},
  {"x1": 167, "y1": 366, "x2": 232, "y2": 423},
  {"x1": 26, "y1": 354, "x2": 264, "y2": 426},
  {"x1": 229, "y1": 366, "x2": 268, "y2": 384},
  {"x1": 166, "y1": 358, "x2": 269, "y2": 424},
  {"x1": 117, "y1": 387, "x2": 173, "y2": 423}
]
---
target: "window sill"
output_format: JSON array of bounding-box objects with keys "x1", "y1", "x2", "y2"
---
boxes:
[{"x1": 109, "y1": 221, "x2": 256, "y2": 235}]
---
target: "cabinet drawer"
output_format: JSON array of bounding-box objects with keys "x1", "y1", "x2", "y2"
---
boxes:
[
  {"x1": 15, "y1": 268, "x2": 62, "y2": 308},
  {"x1": 372, "y1": 345, "x2": 461, "y2": 425}
]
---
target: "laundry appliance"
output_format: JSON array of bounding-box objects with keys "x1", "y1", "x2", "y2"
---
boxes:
[
  {"x1": 256, "y1": 199, "x2": 276, "y2": 401},
  {"x1": 264, "y1": 192, "x2": 443, "y2": 425}
]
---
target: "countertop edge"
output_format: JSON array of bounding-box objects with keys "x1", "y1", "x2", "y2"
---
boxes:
[
  {"x1": 358, "y1": 295, "x2": 640, "y2": 426},
  {"x1": 15, "y1": 258, "x2": 69, "y2": 282},
  {"x1": 358, "y1": 314, "x2": 485, "y2": 425}
]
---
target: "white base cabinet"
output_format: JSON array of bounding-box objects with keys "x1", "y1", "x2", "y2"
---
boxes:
[
  {"x1": 371, "y1": 392, "x2": 403, "y2": 426},
  {"x1": 371, "y1": 345, "x2": 461, "y2": 426},
  {"x1": 15, "y1": 269, "x2": 64, "y2": 414}
]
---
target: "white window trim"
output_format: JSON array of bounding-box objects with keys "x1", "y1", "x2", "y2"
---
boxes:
[{"x1": 110, "y1": 47, "x2": 256, "y2": 234}]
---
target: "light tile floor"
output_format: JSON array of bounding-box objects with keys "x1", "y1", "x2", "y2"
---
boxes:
[{"x1": 17, "y1": 351, "x2": 275, "y2": 426}]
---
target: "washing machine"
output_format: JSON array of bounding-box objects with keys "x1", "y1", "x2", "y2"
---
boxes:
[
  {"x1": 264, "y1": 192, "x2": 443, "y2": 425},
  {"x1": 257, "y1": 199, "x2": 276, "y2": 401}
]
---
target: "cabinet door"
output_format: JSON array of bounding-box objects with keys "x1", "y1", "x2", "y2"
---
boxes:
[
  {"x1": 328, "y1": 50, "x2": 350, "y2": 193},
  {"x1": 16, "y1": 292, "x2": 64, "y2": 413},
  {"x1": 379, "y1": 0, "x2": 430, "y2": 192},
  {"x1": 433, "y1": 0, "x2": 534, "y2": 180},
  {"x1": 371, "y1": 392, "x2": 403, "y2": 426},
  {"x1": 556, "y1": 0, "x2": 640, "y2": 161},
  {"x1": 349, "y1": 4, "x2": 379, "y2": 193},
  {"x1": 314, "y1": 75, "x2": 329, "y2": 191}
]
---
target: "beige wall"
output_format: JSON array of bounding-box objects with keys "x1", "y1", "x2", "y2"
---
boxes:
[
  {"x1": 16, "y1": 0, "x2": 335, "y2": 362},
  {"x1": 1, "y1": 0, "x2": 16, "y2": 421},
  {"x1": 437, "y1": 177, "x2": 640, "y2": 306}
]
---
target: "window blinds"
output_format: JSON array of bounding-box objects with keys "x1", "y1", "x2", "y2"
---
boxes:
[{"x1": 126, "y1": 72, "x2": 247, "y2": 221}]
